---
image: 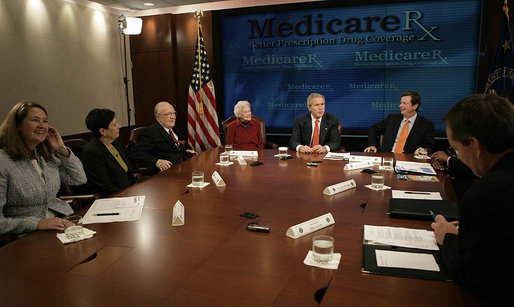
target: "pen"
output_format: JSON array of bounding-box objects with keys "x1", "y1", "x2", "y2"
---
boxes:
[
  {"x1": 405, "y1": 191, "x2": 431, "y2": 195},
  {"x1": 94, "y1": 213, "x2": 120, "y2": 216},
  {"x1": 429, "y1": 210, "x2": 436, "y2": 221}
]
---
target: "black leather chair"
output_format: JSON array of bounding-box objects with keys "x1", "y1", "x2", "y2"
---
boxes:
[{"x1": 221, "y1": 115, "x2": 278, "y2": 149}]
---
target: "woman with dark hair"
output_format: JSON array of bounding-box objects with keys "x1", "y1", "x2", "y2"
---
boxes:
[
  {"x1": 0, "y1": 101, "x2": 86, "y2": 236},
  {"x1": 82, "y1": 109, "x2": 136, "y2": 197}
]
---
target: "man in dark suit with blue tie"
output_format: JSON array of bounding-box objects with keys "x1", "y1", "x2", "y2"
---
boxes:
[
  {"x1": 289, "y1": 93, "x2": 341, "y2": 154},
  {"x1": 130, "y1": 101, "x2": 196, "y2": 174},
  {"x1": 364, "y1": 91, "x2": 435, "y2": 154}
]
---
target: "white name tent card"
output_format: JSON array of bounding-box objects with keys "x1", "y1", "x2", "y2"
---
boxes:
[
  {"x1": 236, "y1": 155, "x2": 247, "y2": 165},
  {"x1": 323, "y1": 179, "x2": 356, "y2": 195},
  {"x1": 172, "y1": 200, "x2": 185, "y2": 226},
  {"x1": 349, "y1": 155, "x2": 382, "y2": 163},
  {"x1": 229, "y1": 150, "x2": 258, "y2": 157},
  {"x1": 286, "y1": 213, "x2": 335, "y2": 239},
  {"x1": 344, "y1": 161, "x2": 373, "y2": 171},
  {"x1": 211, "y1": 171, "x2": 226, "y2": 187}
]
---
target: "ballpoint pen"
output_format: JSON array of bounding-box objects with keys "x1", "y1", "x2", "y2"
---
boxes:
[
  {"x1": 94, "y1": 213, "x2": 120, "y2": 216},
  {"x1": 429, "y1": 210, "x2": 436, "y2": 221},
  {"x1": 405, "y1": 191, "x2": 431, "y2": 195}
]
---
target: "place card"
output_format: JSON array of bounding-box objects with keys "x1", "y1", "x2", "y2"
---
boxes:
[
  {"x1": 344, "y1": 161, "x2": 373, "y2": 170},
  {"x1": 172, "y1": 200, "x2": 185, "y2": 226},
  {"x1": 323, "y1": 179, "x2": 357, "y2": 195},
  {"x1": 229, "y1": 150, "x2": 258, "y2": 157},
  {"x1": 324, "y1": 152, "x2": 350, "y2": 160},
  {"x1": 211, "y1": 171, "x2": 226, "y2": 187},
  {"x1": 286, "y1": 213, "x2": 335, "y2": 239},
  {"x1": 349, "y1": 155, "x2": 382, "y2": 163},
  {"x1": 236, "y1": 155, "x2": 247, "y2": 165}
]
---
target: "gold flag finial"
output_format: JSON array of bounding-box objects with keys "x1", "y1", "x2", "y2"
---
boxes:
[{"x1": 194, "y1": 9, "x2": 203, "y2": 20}]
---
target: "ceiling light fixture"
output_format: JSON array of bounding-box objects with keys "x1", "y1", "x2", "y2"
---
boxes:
[{"x1": 144, "y1": 2, "x2": 155, "y2": 6}]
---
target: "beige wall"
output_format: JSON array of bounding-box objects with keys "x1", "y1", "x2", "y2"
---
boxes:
[{"x1": 0, "y1": 0, "x2": 133, "y2": 135}]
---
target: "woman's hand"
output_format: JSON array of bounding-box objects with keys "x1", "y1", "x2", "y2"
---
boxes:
[
  {"x1": 37, "y1": 217, "x2": 73, "y2": 231},
  {"x1": 47, "y1": 126, "x2": 69, "y2": 157}
]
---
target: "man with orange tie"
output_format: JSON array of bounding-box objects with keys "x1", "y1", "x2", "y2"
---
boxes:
[
  {"x1": 289, "y1": 93, "x2": 341, "y2": 154},
  {"x1": 364, "y1": 91, "x2": 434, "y2": 154}
]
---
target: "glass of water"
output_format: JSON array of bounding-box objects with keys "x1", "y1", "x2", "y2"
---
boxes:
[
  {"x1": 382, "y1": 157, "x2": 394, "y2": 170},
  {"x1": 219, "y1": 153, "x2": 229, "y2": 165},
  {"x1": 371, "y1": 173, "x2": 385, "y2": 189},
  {"x1": 192, "y1": 171, "x2": 204, "y2": 187},
  {"x1": 63, "y1": 215, "x2": 83, "y2": 240},
  {"x1": 312, "y1": 235, "x2": 335, "y2": 263},
  {"x1": 224, "y1": 144, "x2": 233, "y2": 153},
  {"x1": 278, "y1": 146, "x2": 288, "y2": 159}
]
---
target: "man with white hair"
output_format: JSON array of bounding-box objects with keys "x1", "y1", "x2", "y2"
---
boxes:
[
  {"x1": 130, "y1": 101, "x2": 196, "y2": 174},
  {"x1": 289, "y1": 93, "x2": 341, "y2": 153}
]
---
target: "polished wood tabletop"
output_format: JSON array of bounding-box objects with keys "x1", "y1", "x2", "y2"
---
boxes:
[{"x1": 0, "y1": 148, "x2": 470, "y2": 306}]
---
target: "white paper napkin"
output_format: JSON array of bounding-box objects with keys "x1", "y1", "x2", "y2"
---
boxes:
[
  {"x1": 186, "y1": 182, "x2": 210, "y2": 188},
  {"x1": 56, "y1": 227, "x2": 96, "y2": 244},
  {"x1": 364, "y1": 184, "x2": 391, "y2": 191},
  {"x1": 379, "y1": 166, "x2": 395, "y2": 171},
  {"x1": 215, "y1": 162, "x2": 234, "y2": 166},
  {"x1": 273, "y1": 154, "x2": 291, "y2": 158},
  {"x1": 303, "y1": 251, "x2": 341, "y2": 270}
]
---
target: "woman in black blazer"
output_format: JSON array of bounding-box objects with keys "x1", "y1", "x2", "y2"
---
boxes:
[{"x1": 82, "y1": 109, "x2": 136, "y2": 196}]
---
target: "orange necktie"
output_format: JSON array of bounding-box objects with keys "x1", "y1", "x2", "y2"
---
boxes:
[
  {"x1": 394, "y1": 120, "x2": 409, "y2": 153},
  {"x1": 312, "y1": 119, "x2": 320, "y2": 147}
]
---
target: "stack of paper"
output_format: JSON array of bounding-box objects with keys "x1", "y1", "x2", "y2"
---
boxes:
[
  {"x1": 81, "y1": 196, "x2": 146, "y2": 224},
  {"x1": 323, "y1": 152, "x2": 350, "y2": 160},
  {"x1": 395, "y1": 161, "x2": 437, "y2": 175},
  {"x1": 363, "y1": 225, "x2": 439, "y2": 251}
]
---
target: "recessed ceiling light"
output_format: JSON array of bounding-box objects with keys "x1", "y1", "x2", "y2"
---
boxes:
[{"x1": 144, "y1": 2, "x2": 155, "y2": 6}]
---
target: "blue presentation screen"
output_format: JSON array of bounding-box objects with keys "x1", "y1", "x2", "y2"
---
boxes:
[{"x1": 218, "y1": 0, "x2": 482, "y2": 132}]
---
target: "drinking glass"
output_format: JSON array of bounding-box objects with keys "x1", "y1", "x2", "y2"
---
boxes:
[
  {"x1": 312, "y1": 235, "x2": 334, "y2": 263},
  {"x1": 192, "y1": 171, "x2": 204, "y2": 186},
  {"x1": 63, "y1": 215, "x2": 83, "y2": 239},
  {"x1": 371, "y1": 173, "x2": 385, "y2": 189},
  {"x1": 382, "y1": 157, "x2": 394, "y2": 170},
  {"x1": 219, "y1": 153, "x2": 229, "y2": 165},
  {"x1": 224, "y1": 144, "x2": 233, "y2": 153},
  {"x1": 278, "y1": 146, "x2": 288, "y2": 159}
]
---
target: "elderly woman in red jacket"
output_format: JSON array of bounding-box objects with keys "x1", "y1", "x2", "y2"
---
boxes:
[{"x1": 226, "y1": 100, "x2": 264, "y2": 150}]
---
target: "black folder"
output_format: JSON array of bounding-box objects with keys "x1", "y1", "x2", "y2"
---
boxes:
[
  {"x1": 389, "y1": 199, "x2": 459, "y2": 221},
  {"x1": 362, "y1": 244, "x2": 451, "y2": 281}
]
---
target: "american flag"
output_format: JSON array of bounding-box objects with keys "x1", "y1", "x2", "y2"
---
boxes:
[{"x1": 187, "y1": 25, "x2": 221, "y2": 152}]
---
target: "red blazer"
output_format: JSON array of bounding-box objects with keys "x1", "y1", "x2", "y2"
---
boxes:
[{"x1": 226, "y1": 118, "x2": 264, "y2": 149}]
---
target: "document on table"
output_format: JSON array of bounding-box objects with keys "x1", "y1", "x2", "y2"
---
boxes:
[
  {"x1": 323, "y1": 152, "x2": 350, "y2": 160},
  {"x1": 364, "y1": 225, "x2": 439, "y2": 251},
  {"x1": 375, "y1": 250, "x2": 440, "y2": 272},
  {"x1": 392, "y1": 190, "x2": 442, "y2": 200},
  {"x1": 395, "y1": 161, "x2": 437, "y2": 175},
  {"x1": 81, "y1": 196, "x2": 146, "y2": 224}
]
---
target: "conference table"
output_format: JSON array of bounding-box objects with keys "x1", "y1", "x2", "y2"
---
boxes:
[{"x1": 0, "y1": 148, "x2": 476, "y2": 306}]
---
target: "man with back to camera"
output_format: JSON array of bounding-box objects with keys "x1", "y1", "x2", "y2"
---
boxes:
[
  {"x1": 130, "y1": 101, "x2": 196, "y2": 174},
  {"x1": 289, "y1": 93, "x2": 341, "y2": 154},
  {"x1": 431, "y1": 94, "x2": 514, "y2": 303},
  {"x1": 364, "y1": 91, "x2": 435, "y2": 155}
]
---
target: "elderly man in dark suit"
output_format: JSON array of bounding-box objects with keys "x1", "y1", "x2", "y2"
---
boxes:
[
  {"x1": 130, "y1": 101, "x2": 196, "y2": 174},
  {"x1": 289, "y1": 93, "x2": 341, "y2": 154},
  {"x1": 364, "y1": 91, "x2": 434, "y2": 155}
]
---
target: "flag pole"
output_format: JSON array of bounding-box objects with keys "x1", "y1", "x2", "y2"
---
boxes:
[{"x1": 194, "y1": 10, "x2": 204, "y2": 115}]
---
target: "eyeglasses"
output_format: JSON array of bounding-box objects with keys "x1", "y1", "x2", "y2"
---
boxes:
[{"x1": 158, "y1": 112, "x2": 177, "y2": 117}]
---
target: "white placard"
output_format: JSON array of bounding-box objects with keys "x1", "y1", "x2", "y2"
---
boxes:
[
  {"x1": 211, "y1": 171, "x2": 226, "y2": 187},
  {"x1": 344, "y1": 161, "x2": 373, "y2": 170},
  {"x1": 229, "y1": 150, "x2": 258, "y2": 157},
  {"x1": 349, "y1": 155, "x2": 382, "y2": 163},
  {"x1": 172, "y1": 200, "x2": 185, "y2": 226},
  {"x1": 236, "y1": 155, "x2": 247, "y2": 165},
  {"x1": 286, "y1": 213, "x2": 335, "y2": 239},
  {"x1": 323, "y1": 179, "x2": 357, "y2": 195},
  {"x1": 323, "y1": 152, "x2": 350, "y2": 160}
]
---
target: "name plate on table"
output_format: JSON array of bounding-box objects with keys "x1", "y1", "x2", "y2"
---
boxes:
[
  {"x1": 349, "y1": 155, "x2": 382, "y2": 163},
  {"x1": 172, "y1": 200, "x2": 185, "y2": 226},
  {"x1": 229, "y1": 150, "x2": 258, "y2": 157},
  {"x1": 211, "y1": 171, "x2": 226, "y2": 187},
  {"x1": 323, "y1": 179, "x2": 356, "y2": 195},
  {"x1": 236, "y1": 155, "x2": 247, "y2": 165},
  {"x1": 344, "y1": 161, "x2": 373, "y2": 170},
  {"x1": 286, "y1": 213, "x2": 335, "y2": 239},
  {"x1": 324, "y1": 152, "x2": 350, "y2": 160}
]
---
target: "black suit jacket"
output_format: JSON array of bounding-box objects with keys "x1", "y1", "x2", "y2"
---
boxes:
[
  {"x1": 440, "y1": 151, "x2": 514, "y2": 303},
  {"x1": 130, "y1": 122, "x2": 187, "y2": 174},
  {"x1": 289, "y1": 113, "x2": 341, "y2": 151},
  {"x1": 81, "y1": 137, "x2": 136, "y2": 197},
  {"x1": 367, "y1": 113, "x2": 435, "y2": 153}
]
